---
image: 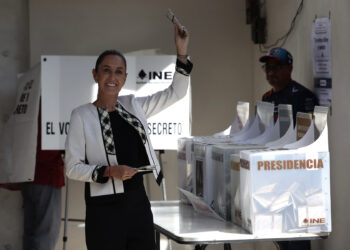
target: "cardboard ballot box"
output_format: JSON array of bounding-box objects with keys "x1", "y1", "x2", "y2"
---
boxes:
[{"x1": 239, "y1": 106, "x2": 331, "y2": 235}]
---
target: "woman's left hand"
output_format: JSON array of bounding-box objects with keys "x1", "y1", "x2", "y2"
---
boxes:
[{"x1": 175, "y1": 25, "x2": 189, "y2": 58}]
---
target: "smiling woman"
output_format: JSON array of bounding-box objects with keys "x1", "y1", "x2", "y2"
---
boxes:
[
  {"x1": 65, "y1": 24, "x2": 193, "y2": 250},
  {"x1": 92, "y1": 52, "x2": 128, "y2": 108}
]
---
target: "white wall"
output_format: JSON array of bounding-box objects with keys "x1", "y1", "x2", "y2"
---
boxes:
[
  {"x1": 253, "y1": 0, "x2": 350, "y2": 249},
  {"x1": 0, "y1": 0, "x2": 29, "y2": 130},
  {"x1": 0, "y1": 0, "x2": 29, "y2": 249}
]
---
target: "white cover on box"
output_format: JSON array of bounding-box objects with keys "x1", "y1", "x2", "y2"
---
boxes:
[
  {"x1": 266, "y1": 105, "x2": 295, "y2": 148},
  {"x1": 248, "y1": 104, "x2": 293, "y2": 146},
  {"x1": 233, "y1": 102, "x2": 274, "y2": 142},
  {"x1": 284, "y1": 112, "x2": 314, "y2": 149},
  {"x1": 240, "y1": 104, "x2": 295, "y2": 148},
  {"x1": 214, "y1": 101, "x2": 250, "y2": 136}
]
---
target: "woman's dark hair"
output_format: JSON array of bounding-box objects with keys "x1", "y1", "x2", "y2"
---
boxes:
[{"x1": 95, "y1": 50, "x2": 127, "y2": 72}]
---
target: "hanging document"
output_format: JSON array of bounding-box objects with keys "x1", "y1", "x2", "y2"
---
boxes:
[{"x1": 312, "y1": 17, "x2": 332, "y2": 107}]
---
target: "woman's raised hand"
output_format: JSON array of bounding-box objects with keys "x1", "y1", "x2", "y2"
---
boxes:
[{"x1": 175, "y1": 25, "x2": 189, "y2": 58}]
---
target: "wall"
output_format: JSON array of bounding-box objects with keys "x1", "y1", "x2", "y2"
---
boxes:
[
  {"x1": 0, "y1": 0, "x2": 29, "y2": 249},
  {"x1": 28, "y1": 0, "x2": 254, "y2": 136},
  {"x1": 253, "y1": 0, "x2": 350, "y2": 249},
  {"x1": 0, "y1": 0, "x2": 29, "y2": 131}
]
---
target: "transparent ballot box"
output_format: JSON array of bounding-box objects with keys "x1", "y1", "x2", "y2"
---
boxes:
[
  {"x1": 211, "y1": 144, "x2": 265, "y2": 221},
  {"x1": 177, "y1": 137, "x2": 194, "y2": 203},
  {"x1": 239, "y1": 106, "x2": 331, "y2": 235},
  {"x1": 240, "y1": 150, "x2": 331, "y2": 234}
]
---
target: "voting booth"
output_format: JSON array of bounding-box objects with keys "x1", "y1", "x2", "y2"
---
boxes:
[
  {"x1": 41, "y1": 55, "x2": 191, "y2": 150},
  {"x1": 0, "y1": 65, "x2": 41, "y2": 183}
]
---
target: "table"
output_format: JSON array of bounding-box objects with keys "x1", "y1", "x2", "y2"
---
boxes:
[{"x1": 151, "y1": 200, "x2": 329, "y2": 250}]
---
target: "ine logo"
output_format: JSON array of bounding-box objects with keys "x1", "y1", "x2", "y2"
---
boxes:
[
  {"x1": 137, "y1": 69, "x2": 173, "y2": 84},
  {"x1": 138, "y1": 70, "x2": 147, "y2": 80},
  {"x1": 303, "y1": 217, "x2": 326, "y2": 225}
]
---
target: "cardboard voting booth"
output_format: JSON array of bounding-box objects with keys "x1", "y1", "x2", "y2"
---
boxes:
[
  {"x1": 0, "y1": 55, "x2": 192, "y2": 183},
  {"x1": 0, "y1": 65, "x2": 41, "y2": 183},
  {"x1": 240, "y1": 106, "x2": 330, "y2": 235},
  {"x1": 41, "y1": 55, "x2": 191, "y2": 150}
]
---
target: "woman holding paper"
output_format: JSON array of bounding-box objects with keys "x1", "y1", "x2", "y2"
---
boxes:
[{"x1": 65, "y1": 24, "x2": 192, "y2": 250}]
